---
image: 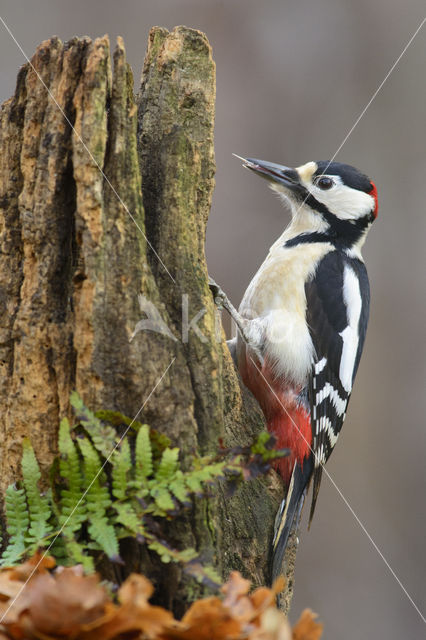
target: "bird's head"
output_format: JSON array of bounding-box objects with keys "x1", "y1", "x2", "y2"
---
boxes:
[{"x1": 236, "y1": 155, "x2": 378, "y2": 247}]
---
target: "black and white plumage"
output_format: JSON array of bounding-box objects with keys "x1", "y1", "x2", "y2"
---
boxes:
[
  {"x1": 219, "y1": 156, "x2": 378, "y2": 583},
  {"x1": 306, "y1": 250, "x2": 370, "y2": 521}
]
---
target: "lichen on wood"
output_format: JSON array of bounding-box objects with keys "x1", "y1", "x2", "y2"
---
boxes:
[{"x1": 0, "y1": 26, "x2": 290, "y2": 614}]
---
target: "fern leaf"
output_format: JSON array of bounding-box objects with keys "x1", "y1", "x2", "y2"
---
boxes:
[
  {"x1": 70, "y1": 391, "x2": 117, "y2": 457},
  {"x1": 76, "y1": 437, "x2": 119, "y2": 560},
  {"x1": 77, "y1": 437, "x2": 109, "y2": 507},
  {"x1": 95, "y1": 412, "x2": 171, "y2": 458},
  {"x1": 184, "y1": 473, "x2": 203, "y2": 494},
  {"x1": 147, "y1": 539, "x2": 198, "y2": 564},
  {"x1": 21, "y1": 439, "x2": 53, "y2": 547},
  {"x1": 155, "y1": 448, "x2": 179, "y2": 482},
  {"x1": 58, "y1": 418, "x2": 86, "y2": 534},
  {"x1": 114, "y1": 502, "x2": 144, "y2": 537},
  {"x1": 183, "y1": 462, "x2": 227, "y2": 496},
  {"x1": 147, "y1": 539, "x2": 172, "y2": 563},
  {"x1": 112, "y1": 439, "x2": 131, "y2": 500},
  {"x1": 1, "y1": 485, "x2": 29, "y2": 566},
  {"x1": 134, "y1": 424, "x2": 153, "y2": 483},
  {"x1": 196, "y1": 461, "x2": 227, "y2": 483},
  {"x1": 88, "y1": 515, "x2": 120, "y2": 560},
  {"x1": 251, "y1": 430, "x2": 288, "y2": 461},
  {"x1": 168, "y1": 470, "x2": 190, "y2": 503},
  {"x1": 62, "y1": 537, "x2": 95, "y2": 572},
  {"x1": 150, "y1": 486, "x2": 175, "y2": 513}
]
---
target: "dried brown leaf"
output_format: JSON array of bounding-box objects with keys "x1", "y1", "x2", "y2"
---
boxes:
[
  {"x1": 8, "y1": 553, "x2": 56, "y2": 582},
  {"x1": 250, "y1": 577, "x2": 285, "y2": 620},
  {"x1": 0, "y1": 574, "x2": 24, "y2": 601},
  {"x1": 292, "y1": 609, "x2": 323, "y2": 640},
  {"x1": 161, "y1": 597, "x2": 243, "y2": 640},
  {"x1": 19, "y1": 570, "x2": 108, "y2": 637},
  {"x1": 0, "y1": 558, "x2": 321, "y2": 640},
  {"x1": 250, "y1": 608, "x2": 292, "y2": 640},
  {"x1": 160, "y1": 573, "x2": 289, "y2": 640},
  {"x1": 221, "y1": 571, "x2": 251, "y2": 609},
  {"x1": 0, "y1": 555, "x2": 59, "y2": 627},
  {"x1": 82, "y1": 574, "x2": 174, "y2": 640},
  {"x1": 0, "y1": 575, "x2": 33, "y2": 626}
]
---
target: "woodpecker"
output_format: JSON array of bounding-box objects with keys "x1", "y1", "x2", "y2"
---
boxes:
[{"x1": 211, "y1": 156, "x2": 378, "y2": 582}]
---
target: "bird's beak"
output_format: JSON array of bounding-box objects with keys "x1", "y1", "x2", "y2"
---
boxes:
[{"x1": 234, "y1": 154, "x2": 306, "y2": 195}]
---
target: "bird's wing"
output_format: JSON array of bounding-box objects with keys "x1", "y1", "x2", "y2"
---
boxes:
[{"x1": 305, "y1": 250, "x2": 370, "y2": 523}]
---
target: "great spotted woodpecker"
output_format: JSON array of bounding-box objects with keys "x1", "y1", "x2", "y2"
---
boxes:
[{"x1": 211, "y1": 156, "x2": 378, "y2": 582}]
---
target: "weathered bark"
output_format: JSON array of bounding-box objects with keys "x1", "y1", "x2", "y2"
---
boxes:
[{"x1": 0, "y1": 27, "x2": 295, "y2": 614}]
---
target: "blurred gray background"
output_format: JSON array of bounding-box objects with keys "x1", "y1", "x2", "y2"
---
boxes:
[{"x1": 1, "y1": 1, "x2": 425, "y2": 637}]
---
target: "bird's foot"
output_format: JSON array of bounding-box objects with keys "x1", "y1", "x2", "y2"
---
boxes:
[
  {"x1": 209, "y1": 276, "x2": 248, "y2": 335},
  {"x1": 209, "y1": 276, "x2": 264, "y2": 366},
  {"x1": 208, "y1": 277, "x2": 230, "y2": 311}
]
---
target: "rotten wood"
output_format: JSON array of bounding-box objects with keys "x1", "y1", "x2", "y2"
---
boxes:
[{"x1": 0, "y1": 27, "x2": 295, "y2": 614}]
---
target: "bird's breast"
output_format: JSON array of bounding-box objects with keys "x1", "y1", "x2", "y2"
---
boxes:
[{"x1": 239, "y1": 243, "x2": 332, "y2": 385}]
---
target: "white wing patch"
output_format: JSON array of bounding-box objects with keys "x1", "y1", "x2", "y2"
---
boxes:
[
  {"x1": 314, "y1": 357, "x2": 327, "y2": 375},
  {"x1": 317, "y1": 417, "x2": 339, "y2": 458},
  {"x1": 339, "y1": 265, "x2": 362, "y2": 392},
  {"x1": 315, "y1": 382, "x2": 347, "y2": 417}
]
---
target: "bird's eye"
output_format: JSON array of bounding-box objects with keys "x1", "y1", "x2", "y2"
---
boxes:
[{"x1": 315, "y1": 176, "x2": 334, "y2": 190}]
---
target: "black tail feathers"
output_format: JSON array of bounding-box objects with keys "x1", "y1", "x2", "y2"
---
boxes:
[{"x1": 270, "y1": 460, "x2": 312, "y2": 583}]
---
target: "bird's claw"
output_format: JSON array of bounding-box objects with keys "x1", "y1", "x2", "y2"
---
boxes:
[
  {"x1": 208, "y1": 276, "x2": 264, "y2": 366},
  {"x1": 208, "y1": 277, "x2": 226, "y2": 309}
]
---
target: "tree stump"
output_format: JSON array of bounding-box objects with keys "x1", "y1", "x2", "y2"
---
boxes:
[{"x1": 0, "y1": 26, "x2": 294, "y2": 615}]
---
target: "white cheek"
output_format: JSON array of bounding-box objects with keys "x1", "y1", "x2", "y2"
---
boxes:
[{"x1": 310, "y1": 184, "x2": 374, "y2": 220}]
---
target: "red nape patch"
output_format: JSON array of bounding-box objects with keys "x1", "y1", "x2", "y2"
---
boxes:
[
  {"x1": 268, "y1": 408, "x2": 312, "y2": 486},
  {"x1": 369, "y1": 182, "x2": 379, "y2": 218}
]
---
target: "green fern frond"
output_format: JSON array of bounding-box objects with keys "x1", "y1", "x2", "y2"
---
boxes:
[
  {"x1": 95, "y1": 411, "x2": 171, "y2": 454},
  {"x1": 88, "y1": 515, "x2": 120, "y2": 560},
  {"x1": 147, "y1": 538, "x2": 197, "y2": 564},
  {"x1": 111, "y1": 439, "x2": 131, "y2": 500},
  {"x1": 147, "y1": 539, "x2": 172, "y2": 563},
  {"x1": 114, "y1": 502, "x2": 144, "y2": 537},
  {"x1": 149, "y1": 486, "x2": 175, "y2": 514},
  {"x1": 168, "y1": 470, "x2": 190, "y2": 503},
  {"x1": 21, "y1": 439, "x2": 53, "y2": 547},
  {"x1": 251, "y1": 430, "x2": 289, "y2": 461},
  {"x1": 1, "y1": 393, "x2": 279, "y2": 581},
  {"x1": 70, "y1": 391, "x2": 117, "y2": 457},
  {"x1": 155, "y1": 447, "x2": 179, "y2": 482},
  {"x1": 58, "y1": 418, "x2": 86, "y2": 534},
  {"x1": 77, "y1": 437, "x2": 108, "y2": 502},
  {"x1": 192, "y1": 461, "x2": 227, "y2": 484},
  {"x1": 183, "y1": 460, "x2": 231, "y2": 496},
  {"x1": 1, "y1": 485, "x2": 29, "y2": 566},
  {"x1": 49, "y1": 532, "x2": 69, "y2": 565},
  {"x1": 62, "y1": 537, "x2": 95, "y2": 572},
  {"x1": 77, "y1": 437, "x2": 119, "y2": 560},
  {"x1": 183, "y1": 473, "x2": 203, "y2": 494},
  {"x1": 134, "y1": 424, "x2": 153, "y2": 484}
]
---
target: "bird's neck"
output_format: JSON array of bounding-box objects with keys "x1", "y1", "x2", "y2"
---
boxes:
[
  {"x1": 272, "y1": 207, "x2": 330, "y2": 249},
  {"x1": 271, "y1": 206, "x2": 370, "y2": 258}
]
